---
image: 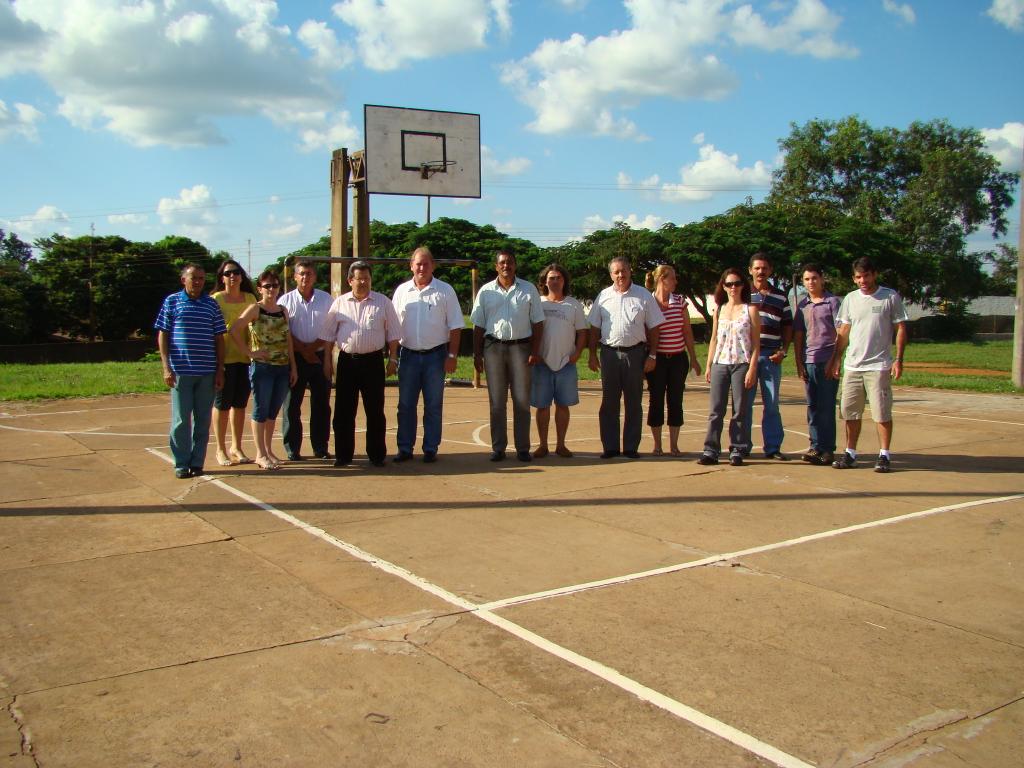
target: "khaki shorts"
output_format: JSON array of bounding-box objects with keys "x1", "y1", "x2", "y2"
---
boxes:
[{"x1": 840, "y1": 370, "x2": 893, "y2": 422}]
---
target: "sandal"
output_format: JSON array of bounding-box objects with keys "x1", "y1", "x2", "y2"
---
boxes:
[
  {"x1": 216, "y1": 451, "x2": 234, "y2": 467},
  {"x1": 555, "y1": 446, "x2": 573, "y2": 458},
  {"x1": 255, "y1": 456, "x2": 277, "y2": 470},
  {"x1": 651, "y1": 448, "x2": 664, "y2": 456},
  {"x1": 230, "y1": 450, "x2": 253, "y2": 465}
]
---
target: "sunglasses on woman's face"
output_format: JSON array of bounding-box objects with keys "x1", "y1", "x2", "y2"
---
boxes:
[
  {"x1": 724, "y1": 280, "x2": 743, "y2": 288},
  {"x1": 222, "y1": 269, "x2": 242, "y2": 277},
  {"x1": 260, "y1": 283, "x2": 279, "y2": 290}
]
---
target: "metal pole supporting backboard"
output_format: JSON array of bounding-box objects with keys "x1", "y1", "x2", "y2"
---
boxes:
[
  {"x1": 330, "y1": 149, "x2": 350, "y2": 297},
  {"x1": 1013, "y1": 142, "x2": 1023, "y2": 388}
]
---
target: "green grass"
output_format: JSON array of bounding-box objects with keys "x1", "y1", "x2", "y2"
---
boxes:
[{"x1": 0, "y1": 340, "x2": 1020, "y2": 400}]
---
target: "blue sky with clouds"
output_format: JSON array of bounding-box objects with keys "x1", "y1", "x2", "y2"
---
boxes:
[{"x1": 1, "y1": 0, "x2": 1021, "y2": 274}]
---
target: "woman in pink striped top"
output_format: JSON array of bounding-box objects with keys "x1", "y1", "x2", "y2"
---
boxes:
[{"x1": 644, "y1": 265, "x2": 701, "y2": 456}]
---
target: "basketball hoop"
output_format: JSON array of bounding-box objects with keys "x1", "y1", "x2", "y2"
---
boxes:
[{"x1": 420, "y1": 160, "x2": 456, "y2": 179}]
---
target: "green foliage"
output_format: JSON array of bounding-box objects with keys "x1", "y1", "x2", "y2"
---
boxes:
[
  {"x1": 981, "y1": 244, "x2": 1018, "y2": 296},
  {"x1": 770, "y1": 116, "x2": 1018, "y2": 305},
  {"x1": 0, "y1": 229, "x2": 52, "y2": 343}
]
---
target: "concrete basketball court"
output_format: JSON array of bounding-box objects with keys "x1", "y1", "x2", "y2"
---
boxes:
[{"x1": 1, "y1": 375, "x2": 1022, "y2": 767}]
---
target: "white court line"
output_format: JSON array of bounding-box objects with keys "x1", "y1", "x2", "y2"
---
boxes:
[
  {"x1": 0, "y1": 423, "x2": 167, "y2": 438},
  {"x1": 0, "y1": 403, "x2": 165, "y2": 419},
  {"x1": 479, "y1": 493, "x2": 1024, "y2": 611},
  {"x1": 892, "y1": 410, "x2": 1024, "y2": 427},
  {"x1": 145, "y1": 446, "x2": 813, "y2": 768}
]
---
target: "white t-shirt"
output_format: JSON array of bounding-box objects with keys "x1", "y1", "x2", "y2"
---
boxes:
[
  {"x1": 538, "y1": 296, "x2": 588, "y2": 371},
  {"x1": 837, "y1": 286, "x2": 908, "y2": 371}
]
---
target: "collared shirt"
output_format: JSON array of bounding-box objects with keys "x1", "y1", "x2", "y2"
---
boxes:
[
  {"x1": 392, "y1": 277, "x2": 464, "y2": 350},
  {"x1": 318, "y1": 291, "x2": 401, "y2": 355},
  {"x1": 278, "y1": 288, "x2": 333, "y2": 344},
  {"x1": 469, "y1": 276, "x2": 544, "y2": 340},
  {"x1": 750, "y1": 284, "x2": 793, "y2": 353},
  {"x1": 794, "y1": 292, "x2": 842, "y2": 363},
  {"x1": 588, "y1": 283, "x2": 664, "y2": 347},
  {"x1": 154, "y1": 290, "x2": 226, "y2": 376}
]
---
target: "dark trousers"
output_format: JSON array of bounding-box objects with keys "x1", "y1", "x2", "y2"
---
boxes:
[
  {"x1": 645, "y1": 352, "x2": 689, "y2": 427},
  {"x1": 598, "y1": 344, "x2": 647, "y2": 453},
  {"x1": 332, "y1": 350, "x2": 386, "y2": 464},
  {"x1": 282, "y1": 351, "x2": 331, "y2": 457}
]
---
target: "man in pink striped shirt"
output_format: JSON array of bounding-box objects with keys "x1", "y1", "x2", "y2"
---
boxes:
[{"x1": 320, "y1": 261, "x2": 401, "y2": 467}]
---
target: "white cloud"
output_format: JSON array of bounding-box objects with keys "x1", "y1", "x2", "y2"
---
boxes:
[
  {"x1": 692, "y1": 131, "x2": 705, "y2": 144},
  {"x1": 582, "y1": 212, "x2": 664, "y2": 234},
  {"x1": 881, "y1": 0, "x2": 915, "y2": 25},
  {"x1": 7, "y1": 0, "x2": 347, "y2": 147},
  {"x1": 298, "y1": 19, "x2": 353, "y2": 69},
  {"x1": 264, "y1": 108, "x2": 360, "y2": 153},
  {"x1": 660, "y1": 142, "x2": 772, "y2": 202},
  {"x1": 987, "y1": 0, "x2": 1024, "y2": 30},
  {"x1": 502, "y1": 0, "x2": 856, "y2": 139},
  {"x1": 481, "y1": 145, "x2": 531, "y2": 177},
  {"x1": 555, "y1": 0, "x2": 588, "y2": 10},
  {"x1": 333, "y1": 0, "x2": 508, "y2": 70},
  {"x1": 157, "y1": 184, "x2": 220, "y2": 240},
  {"x1": 4, "y1": 204, "x2": 70, "y2": 239},
  {"x1": 267, "y1": 214, "x2": 304, "y2": 238},
  {"x1": 108, "y1": 213, "x2": 149, "y2": 225},
  {"x1": 0, "y1": 100, "x2": 44, "y2": 141},
  {"x1": 616, "y1": 171, "x2": 660, "y2": 189},
  {"x1": 981, "y1": 122, "x2": 1024, "y2": 172}
]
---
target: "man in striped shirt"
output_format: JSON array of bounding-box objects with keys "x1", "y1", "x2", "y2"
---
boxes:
[
  {"x1": 155, "y1": 264, "x2": 226, "y2": 479},
  {"x1": 744, "y1": 253, "x2": 792, "y2": 460}
]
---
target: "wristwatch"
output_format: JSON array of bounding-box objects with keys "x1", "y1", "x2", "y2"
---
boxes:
[{"x1": 448, "y1": 353, "x2": 457, "y2": 359}]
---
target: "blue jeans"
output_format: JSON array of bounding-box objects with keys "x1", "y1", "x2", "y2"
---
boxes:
[
  {"x1": 742, "y1": 352, "x2": 784, "y2": 454},
  {"x1": 396, "y1": 345, "x2": 447, "y2": 455},
  {"x1": 169, "y1": 373, "x2": 215, "y2": 471},
  {"x1": 249, "y1": 362, "x2": 290, "y2": 422},
  {"x1": 804, "y1": 362, "x2": 838, "y2": 452},
  {"x1": 704, "y1": 363, "x2": 754, "y2": 457}
]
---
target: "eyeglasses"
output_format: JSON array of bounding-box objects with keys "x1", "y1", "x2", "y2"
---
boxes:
[
  {"x1": 222, "y1": 269, "x2": 241, "y2": 277},
  {"x1": 724, "y1": 280, "x2": 743, "y2": 288},
  {"x1": 260, "y1": 283, "x2": 279, "y2": 290}
]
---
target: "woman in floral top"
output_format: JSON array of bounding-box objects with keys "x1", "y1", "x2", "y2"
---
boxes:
[
  {"x1": 230, "y1": 269, "x2": 298, "y2": 470},
  {"x1": 698, "y1": 268, "x2": 760, "y2": 467}
]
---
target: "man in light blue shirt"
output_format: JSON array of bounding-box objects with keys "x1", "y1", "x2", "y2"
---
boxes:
[{"x1": 471, "y1": 250, "x2": 544, "y2": 462}]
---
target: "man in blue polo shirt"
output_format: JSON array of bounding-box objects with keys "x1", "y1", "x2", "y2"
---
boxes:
[
  {"x1": 155, "y1": 263, "x2": 226, "y2": 478},
  {"x1": 744, "y1": 252, "x2": 792, "y2": 459}
]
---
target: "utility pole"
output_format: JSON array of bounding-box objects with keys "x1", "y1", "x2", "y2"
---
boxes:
[
  {"x1": 329, "y1": 148, "x2": 349, "y2": 296},
  {"x1": 88, "y1": 222, "x2": 97, "y2": 342},
  {"x1": 1013, "y1": 142, "x2": 1023, "y2": 388},
  {"x1": 247, "y1": 239, "x2": 252, "y2": 276}
]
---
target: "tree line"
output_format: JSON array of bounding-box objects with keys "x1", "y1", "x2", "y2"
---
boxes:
[{"x1": 2, "y1": 116, "x2": 1017, "y2": 344}]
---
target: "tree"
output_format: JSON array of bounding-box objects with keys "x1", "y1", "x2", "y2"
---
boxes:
[
  {"x1": 981, "y1": 244, "x2": 1019, "y2": 296},
  {"x1": 0, "y1": 229, "x2": 52, "y2": 343},
  {"x1": 770, "y1": 116, "x2": 1018, "y2": 304}
]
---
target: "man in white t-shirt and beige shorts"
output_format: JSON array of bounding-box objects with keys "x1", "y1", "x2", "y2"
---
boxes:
[
  {"x1": 827, "y1": 257, "x2": 909, "y2": 473},
  {"x1": 530, "y1": 264, "x2": 589, "y2": 458}
]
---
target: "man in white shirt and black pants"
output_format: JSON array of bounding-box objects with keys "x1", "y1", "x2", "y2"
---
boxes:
[
  {"x1": 588, "y1": 257, "x2": 664, "y2": 459},
  {"x1": 392, "y1": 246, "x2": 464, "y2": 464}
]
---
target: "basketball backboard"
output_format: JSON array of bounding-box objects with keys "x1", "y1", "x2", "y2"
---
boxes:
[{"x1": 364, "y1": 105, "x2": 481, "y2": 198}]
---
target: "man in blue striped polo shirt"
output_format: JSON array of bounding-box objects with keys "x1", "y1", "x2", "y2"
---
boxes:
[
  {"x1": 155, "y1": 264, "x2": 226, "y2": 478},
  {"x1": 744, "y1": 252, "x2": 793, "y2": 460}
]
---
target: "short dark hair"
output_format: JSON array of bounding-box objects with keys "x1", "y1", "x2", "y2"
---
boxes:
[
  {"x1": 180, "y1": 262, "x2": 205, "y2": 276},
  {"x1": 495, "y1": 249, "x2": 515, "y2": 263},
  {"x1": 713, "y1": 268, "x2": 751, "y2": 306},
  {"x1": 538, "y1": 263, "x2": 571, "y2": 296},
  {"x1": 749, "y1": 251, "x2": 771, "y2": 268},
  {"x1": 348, "y1": 260, "x2": 371, "y2": 279},
  {"x1": 801, "y1": 262, "x2": 823, "y2": 277},
  {"x1": 852, "y1": 257, "x2": 876, "y2": 274},
  {"x1": 294, "y1": 259, "x2": 317, "y2": 272},
  {"x1": 257, "y1": 269, "x2": 281, "y2": 287}
]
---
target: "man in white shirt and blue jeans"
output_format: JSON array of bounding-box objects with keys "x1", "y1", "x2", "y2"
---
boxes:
[
  {"x1": 828, "y1": 257, "x2": 909, "y2": 473},
  {"x1": 392, "y1": 246, "x2": 464, "y2": 464}
]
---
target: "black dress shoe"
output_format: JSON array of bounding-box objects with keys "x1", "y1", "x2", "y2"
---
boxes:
[
  {"x1": 600, "y1": 450, "x2": 620, "y2": 459},
  {"x1": 516, "y1": 451, "x2": 532, "y2": 462},
  {"x1": 765, "y1": 451, "x2": 790, "y2": 461},
  {"x1": 422, "y1": 451, "x2": 437, "y2": 463},
  {"x1": 490, "y1": 451, "x2": 506, "y2": 462},
  {"x1": 394, "y1": 452, "x2": 414, "y2": 463},
  {"x1": 333, "y1": 459, "x2": 350, "y2": 467},
  {"x1": 314, "y1": 451, "x2": 333, "y2": 460},
  {"x1": 623, "y1": 450, "x2": 640, "y2": 459},
  {"x1": 190, "y1": 467, "x2": 203, "y2": 476},
  {"x1": 370, "y1": 458, "x2": 386, "y2": 467},
  {"x1": 174, "y1": 468, "x2": 191, "y2": 479},
  {"x1": 286, "y1": 453, "x2": 305, "y2": 461}
]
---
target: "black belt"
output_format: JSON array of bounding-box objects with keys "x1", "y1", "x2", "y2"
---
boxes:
[
  {"x1": 601, "y1": 342, "x2": 644, "y2": 351},
  {"x1": 402, "y1": 343, "x2": 447, "y2": 355},
  {"x1": 340, "y1": 348, "x2": 383, "y2": 359},
  {"x1": 485, "y1": 335, "x2": 530, "y2": 345}
]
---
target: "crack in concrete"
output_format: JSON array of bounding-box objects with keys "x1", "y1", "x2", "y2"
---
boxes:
[{"x1": 7, "y1": 696, "x2": 40, "y2": 768}]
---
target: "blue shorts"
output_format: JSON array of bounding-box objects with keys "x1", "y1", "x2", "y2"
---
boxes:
[{"x1": 530, "y1": 361, "x2": 579, "y2": 407}]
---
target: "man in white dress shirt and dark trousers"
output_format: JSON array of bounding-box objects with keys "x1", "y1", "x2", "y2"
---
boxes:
[
  {"x1": 588, "y1": 256, "x2": 664, "y2": 459},
  {"x1": 471, "y1": 250, "x2": 545, "y2": 462},
  {"x1": 392, "y1": 246, "x2": 464, "y2": 464},
  {"x1": 278, "y1": 259, "x2": 333, "y2": 461}
]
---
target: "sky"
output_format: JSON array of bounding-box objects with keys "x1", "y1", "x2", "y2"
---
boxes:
[{"x1": 1, "y1": 0, "x2": 1022, "y2": 275}]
